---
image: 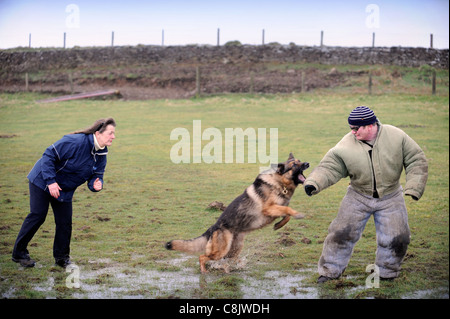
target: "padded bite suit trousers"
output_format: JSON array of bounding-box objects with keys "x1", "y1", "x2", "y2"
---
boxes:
[{"x1": 318, "y1": 186, "x2": 410, "y2": 279}]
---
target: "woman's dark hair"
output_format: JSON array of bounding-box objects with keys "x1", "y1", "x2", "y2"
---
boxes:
[{"x1": 72, "y1": 118, "x2": 116, "y2": 134}]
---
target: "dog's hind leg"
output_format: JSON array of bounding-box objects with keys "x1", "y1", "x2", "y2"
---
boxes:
[
  {"x1": 225, "y1": 232, "x2": 246, "y2": 259},
  {"x1": 199, "y1": 229, "x2": 233, "y2": 273}
]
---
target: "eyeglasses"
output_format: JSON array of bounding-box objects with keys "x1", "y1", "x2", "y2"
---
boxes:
[{"x1": 349, "y1": 125, "x2": 361, "y2": 132}]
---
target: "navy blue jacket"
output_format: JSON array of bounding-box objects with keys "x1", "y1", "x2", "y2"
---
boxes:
[{"x1": 27, "y1": 134, "x2": 108, "y2": 202}]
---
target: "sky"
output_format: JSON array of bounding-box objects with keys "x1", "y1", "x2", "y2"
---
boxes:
[{"x1": 0, "y1": 0, "x2": 448, "y2": 49}]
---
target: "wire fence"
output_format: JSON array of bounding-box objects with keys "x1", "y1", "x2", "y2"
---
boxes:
[{"x1": 2, "y1": 28, "x2": 448, "y2": 50}]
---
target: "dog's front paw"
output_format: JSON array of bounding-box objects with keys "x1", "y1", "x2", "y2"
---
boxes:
[{"x1": 293, "y1": 212, "x2": 305, "y2": 219}]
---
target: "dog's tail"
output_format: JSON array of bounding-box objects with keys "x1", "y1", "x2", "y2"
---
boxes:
[{"x1": 165, "y1": 235, "x2": 207, "y2": 253}]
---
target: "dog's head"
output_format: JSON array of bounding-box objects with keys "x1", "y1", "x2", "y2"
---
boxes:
[{"x1": 276, "y1": 153, "x2": 309, "y2": 186}]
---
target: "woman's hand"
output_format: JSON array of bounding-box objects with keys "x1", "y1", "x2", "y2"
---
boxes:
[
  {"x1": 93, "y1": 178, "x2": 103, "y2": 191},
  {"x1": 48, "y1": 182, "x2": 62, "y2": 199}
]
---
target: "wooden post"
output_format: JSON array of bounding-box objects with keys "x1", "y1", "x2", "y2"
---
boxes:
[
  {"x1": 69, "y1": 72, "x2": 74, "y2": 94},
  {"x1": 372, "y1": 32, "x2": 375, "y2": 48},
  {"x1": 196, "y1": 66, "x2": 201, "y2": 98},
  {"x1": 111, "y1": 31, "x2": 114, "y2": 47},
  {"x1": 320, "y1": 30, "x2": 324, "y2": 47},
  {"x1": 432, "y1": 68, "x2": 436, "y2": 95},
  {"x1": 301, "y1": 71, "x2": 305, "y2": 93},
  {"x1": 430, "y1": 34, "x2": 433, "y2": 49},
  {"x1": 25, "y1": 73, "x2": 29, "y2": 91},
  {"x1": 217, "y1": 28, "x2": 220, "y2": 46}
]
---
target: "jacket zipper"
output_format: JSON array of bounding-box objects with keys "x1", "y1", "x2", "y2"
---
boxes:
[{"x1": 363, "y1": 142, "x2": 379, "y2": 198}]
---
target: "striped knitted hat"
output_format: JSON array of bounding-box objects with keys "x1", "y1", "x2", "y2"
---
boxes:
[{"x1": 348, "y1": 106, "x2": 377, "y2": 126}]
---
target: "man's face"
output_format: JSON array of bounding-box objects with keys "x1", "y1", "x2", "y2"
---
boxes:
[{"x1": 350, "y1": 124, "x2": 375, "y2": 141}]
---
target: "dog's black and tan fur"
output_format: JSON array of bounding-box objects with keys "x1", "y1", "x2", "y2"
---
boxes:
[{"x1": 165, "y1": 153, "x2": 309, "y2": 273}]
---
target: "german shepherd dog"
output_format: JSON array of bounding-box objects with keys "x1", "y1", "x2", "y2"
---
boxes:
[{"x1": 165, "y1": 153, "x2": 309, "y2": 273}]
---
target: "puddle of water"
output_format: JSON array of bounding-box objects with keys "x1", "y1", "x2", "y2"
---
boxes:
[
  {"x1": 68, "y1": 258, "x2": 320, "y2": 299},
  {"x1": 72, "y1": 257, "x2": 201, "y2": 298},
  {"x1": 5, "y1": 255, "x2": 447, "y2": 299},
  {"x1": 2, "y1": 287, "x2": 17, "y2": 299},
  {"x1": 402, "y1": 288, "x2": 449, "y2": 299},
  {"x1": 33, "y1": 277, "x2": 55, "y2": 293},
  {"x1": 242, "y1": 270, "x2": 318, "y2": 299}
]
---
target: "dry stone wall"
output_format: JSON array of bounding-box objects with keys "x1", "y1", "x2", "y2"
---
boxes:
[{"x1": 1, "y1": 45, "x2": 448, "y2": 73}]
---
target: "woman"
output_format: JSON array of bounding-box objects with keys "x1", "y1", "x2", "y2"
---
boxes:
[{"x1": 12, "y1": 118, "x2": 116, "y2": 268}]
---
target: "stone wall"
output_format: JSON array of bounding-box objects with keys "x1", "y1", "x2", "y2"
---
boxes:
[{"x1": 1, "y1": 45, "x2": 448, "y2": 73}]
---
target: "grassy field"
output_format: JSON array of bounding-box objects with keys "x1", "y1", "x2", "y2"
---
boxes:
[{"x1": 0, "y1": 86, "x2": 448, "y2": 299}]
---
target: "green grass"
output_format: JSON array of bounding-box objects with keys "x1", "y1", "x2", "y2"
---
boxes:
[{"x1": 0, "y1": 89, "x2": 448, "y2": 299}]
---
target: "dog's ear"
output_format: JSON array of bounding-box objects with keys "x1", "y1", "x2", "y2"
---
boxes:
[
  {"x1": 277, "y1": 163, "x2": 285, "y2": 174},
  {"x1": 288, "y1": 153, "x2": 294, "y2": 161}
]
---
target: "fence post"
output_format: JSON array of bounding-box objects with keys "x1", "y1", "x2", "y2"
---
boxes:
[
  {"x1": 217, "y1": 28, "x2": 220, "y2": 46},
  {"x1": 69, "y1": 72, "x2": 74, "y2": 94},
  {"x1": 432, "y1": 68, "x2": 436, "y2": 95},
  {"x1": 196, "y1": 66, "x2": 201, "y2": 98},
  {"x1": 25, "y1": 73, "x2": 29, "y2": 91},
  {"x1": 301, "y1": 71, "x2": 305, "y2": 93},
  {"x1": 262, "y1": 29, "x2": 265, "y2": 45},
  {"x1": 320, "y1": 30, "x2": 324, "y2": 47},
  {"x1": 372, "y1": 32, "x2": 375, "y2": 48},
  {"x1": 28, "y1": 33, "x2": 31, "y2": 48},
  {"x1": 430, "y1": 34, "x2": 433, "y2": 49},
  {"x1": 111, "y1": 31, "x2": 114, "y2": 47}
]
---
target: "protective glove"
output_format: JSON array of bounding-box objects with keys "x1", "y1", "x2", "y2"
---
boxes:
[
  {"x1": 304, "y1": 185, "x2": 316, "y2": 197},
  {"x1": 406, "y1": 194, "x2": 419, "y2": 201}
]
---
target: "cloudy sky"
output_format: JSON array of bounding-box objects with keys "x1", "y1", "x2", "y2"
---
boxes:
[{"x1": 0, "y1": 0, "x2": 448, "y2": 49}]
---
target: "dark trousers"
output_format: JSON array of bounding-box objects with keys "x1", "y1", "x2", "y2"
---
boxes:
[{"x1": 13, "y1": 182, "x2": 73, "y2": 260}]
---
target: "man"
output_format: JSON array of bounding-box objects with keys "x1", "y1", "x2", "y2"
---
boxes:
[{"x1": 304, "y1": 106, "x2": 428, "y2": 283}]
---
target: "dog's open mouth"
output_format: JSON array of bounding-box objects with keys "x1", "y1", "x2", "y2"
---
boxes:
[
  {"x1": 295, "y1": 162, "x2": 309, "y2": 184},
  {"x1": 294, "y1": 163, "x2": 309, "y2": 184},
  {"x1": 298, "y1": 173, "x2": 306, "y2": 183}
]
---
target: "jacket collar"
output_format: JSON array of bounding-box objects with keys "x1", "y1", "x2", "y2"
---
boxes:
[
  {"x1": 93, "y1": 134, "x2": 105, "y2": 151},
  {"x1": 88, "y1": 134, "x2": 108, "y2": 155}
]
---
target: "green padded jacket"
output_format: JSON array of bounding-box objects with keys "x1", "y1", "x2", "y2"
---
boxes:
[{"x1": 304, "y1": 123, "x2": 428, "y2": 200}]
